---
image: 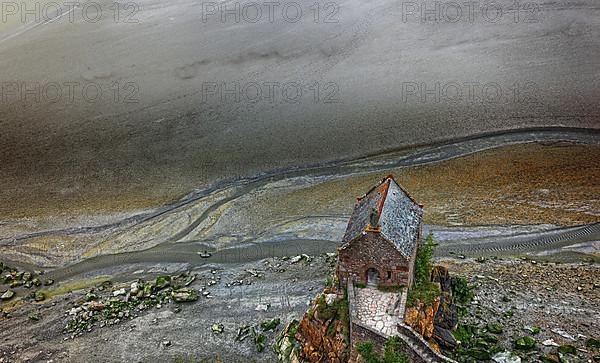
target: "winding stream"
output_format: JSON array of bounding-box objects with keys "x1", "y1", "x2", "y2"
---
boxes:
[{"x1": 3, "y1": 127, "x2": 600, "y2": 282}]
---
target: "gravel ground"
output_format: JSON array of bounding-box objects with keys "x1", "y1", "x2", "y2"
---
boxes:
[
  {"x1": 0, "y1": 254, "x2": 336, "y2": 363},
  {"x1": 440, "y1": 258, "x2": 600, "y2": 362}
]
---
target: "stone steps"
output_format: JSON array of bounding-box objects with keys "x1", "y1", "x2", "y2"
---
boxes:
[
  {"x1": 396, "y1": 324, "x2": 458, "y2": 363},
  {"x1": 397, "y1": 331, "x2": 436, "y2": 363}
]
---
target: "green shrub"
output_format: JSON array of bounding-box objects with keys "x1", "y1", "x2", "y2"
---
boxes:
[
  {"x1": 383, "y1": 336, "x2": 409, "y2": 363},
  {"x1": 356, "y1": 341, "x2": 380, "y2": 363},
  {"x1": 452, "y1": 277, "x2": 474, "y2": 304},
  {"x1": 414, "y1": 234, "x2": 435, "y2": 287},
  {"x1": 407, "y1": 235, "x2": 440, "y2": 308},
  {"x1": 356, "y1": 337, "x2": 409, "y2": 363}
]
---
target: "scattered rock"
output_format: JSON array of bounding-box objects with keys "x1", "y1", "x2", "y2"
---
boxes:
[
  {"x1": 290, "y1": 254, "x2": 312, "y2": 264},
  {"x1": 1, "y1": 289, "x2": 15, "y2": 300},
  {"x1": 492, "y1": 351, "x2": 521, "y2": 363},
  {"x1": 524, "y1": 325, "x2": 541, "y2": 335},
  {"x1": 171, "y1": 288, "x2": 198, "y2": 302},
  {"x1": 542, "y1": 339, "x2": 560, "y2": 347},
  {"x1": 255, "y1": 303, "x2": 270, "y2": 311},
  {"x1": 113, "y1": 288, "x2": 127, "y2": 297},
  {"x1": 552, "y1": 329, "x2": 576, "y2": 341},
  {"x1": 28, "y1": 314, "x2": 40, "y2": 321},
  {"x1": 211, "y1": 323, "x2": 224, "y2": 334},
  {"x1": 33, "y1": 291, "x2": 45, "y2": 302},
  {"x1": 514, "y1": 336, "x2": 536, "y2": 350},
  {"x1": 197, "y1": 251, "x2": 212, "y2": 258},
  {"x1": 155, "y1": 276, "x2": 171, "y2": 289}
]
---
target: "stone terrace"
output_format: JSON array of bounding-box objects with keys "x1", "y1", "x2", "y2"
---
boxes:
[{"x1": 354, "y1": 287, "x2": 405, "y2": 336}]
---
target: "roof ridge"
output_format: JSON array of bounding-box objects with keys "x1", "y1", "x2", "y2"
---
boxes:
[{"x1": 385, "y1": 175, "x2": 423, "y2": 208}]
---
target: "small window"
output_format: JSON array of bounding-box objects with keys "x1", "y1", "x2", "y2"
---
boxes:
[{"x1": 387, "y1": 271, "x2": 392, "y2": 279}]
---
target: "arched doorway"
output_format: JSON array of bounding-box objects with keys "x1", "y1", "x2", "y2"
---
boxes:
[{"x1": 366, "y1": 268, "x2": 379, "y2": 286}]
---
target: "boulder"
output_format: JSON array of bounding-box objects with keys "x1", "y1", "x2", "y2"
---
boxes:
[
  {"x1": 492, "y1": 351, "x2": 522, "y2": 363},
  {"x1": 211, "y1": 323, "x2": 224, "y2": 334},
  {"x1": 433, "y1": 325, "x2": 457, "y2": 349},
  {"x1": 1, "y1": 289, "x2": 15, "y2": 300},
  {"x1": 434, "y1": 291, "x2": 457, "y2": 330},
  {"x1": 171, "y1": 288, "x2": 198, "y2": 302},
  {"x1": 33, "y1": 291, "x2": 45, "y2": 302},
  {"x1": 325, "y1": 294, "x2": 337, "y2": 306}
]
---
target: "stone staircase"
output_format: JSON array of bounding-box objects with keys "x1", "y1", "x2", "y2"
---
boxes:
[{"x1": 396, "y1": 323, "x2": 458, "y2": 363}]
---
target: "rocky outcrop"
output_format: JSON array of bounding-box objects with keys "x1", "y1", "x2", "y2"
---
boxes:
[
  {"x1": 405, "y1": 298, "x2": 440, "y2": 340},
  {"x1": 405, "y1": 266, "x2": 458, "y2": 350},
  {"x1": 277, "y1": 286, "x2": 349, "y2": 363},
  {"x1": 296, "y1": 313, "x2": 348, "y2": 362}
]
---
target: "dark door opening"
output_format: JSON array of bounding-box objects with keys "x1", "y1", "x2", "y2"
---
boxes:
[{"x1": 366, "y1": 268, "x2": 379, "y2": 286}]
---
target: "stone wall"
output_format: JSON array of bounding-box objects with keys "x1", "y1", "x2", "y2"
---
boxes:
[
  {"x1": 347, "y1": 278, "x2": 456, "y2": 363},
  {"x1": 349, "y1": 321, "x2": 388, "y2": 361},
  {"x1": 338, "y1": 231, "x2": 413, "y2": 287}
]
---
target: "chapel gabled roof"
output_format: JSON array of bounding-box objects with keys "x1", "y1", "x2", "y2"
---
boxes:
[{"x1": 341, "y1": 175, "x2": 423, "y2": 258}]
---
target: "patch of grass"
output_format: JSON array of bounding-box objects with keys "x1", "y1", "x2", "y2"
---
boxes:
[
  {"x1": 355, "y1": 282, "x2": 367, "y2": 289},
  {"x1": 383, "y1": 336, "x2": 409, "y2": 363},
  {"x1": 356, "y1": 341, "x2": 379, "y2": 363},
  {"x1": 40, "y1": 276, "x2": 112, "y2": 300},
  {"x1": 407, "y1": 281, "x2": 440, "y2": 308},
  {"x1": 356, "y1": 337, "x2": 409, "y2": 363}
]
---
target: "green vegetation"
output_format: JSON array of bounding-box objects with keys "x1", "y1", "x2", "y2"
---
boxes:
[
  {"x1": 312, "y1": 291, "x2": 349, "y2": 342},
  {"x1": 356, "y1": 336, "x2": 409, "y2": 363},
  {"x1": 514, "y1": 336, "x2": 536, "y2": 350},
  {"x1": 414, "y1": 235, "x2": 435, "y2": 284},
  {"x1": 586, "y1": 338, "x2": 600, "y2": 349},
  {"x1": 451, "y1": 324, "x2": 504, "y2": 361},
  {"x1": 356, "y1": 341, "x2": 379, "y2": 363},
  {"x1": 276, "y1": 319, "x2": 301, "y2": 360},
  {"x1": 406, "y1": 281, "x2": 440, "y2": 307},
  {"x1": 486, "y1": 323, "x2": 503, "y2": 334},
  {"x1": 260, "y1": 318, "x2": 280, "y2": 332},
  {"x1": 355, "y1": 282, "x2": 367, "y2": 288},
  {"x1": 253, "y1": 330, "x2": 267, "y2": 352},
  {"x1": 452, "y1": 277, "x2": 474, "y2": 305},
  {"x1": 407, "y1": 234, "x2": 440, "y2": 307}
]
